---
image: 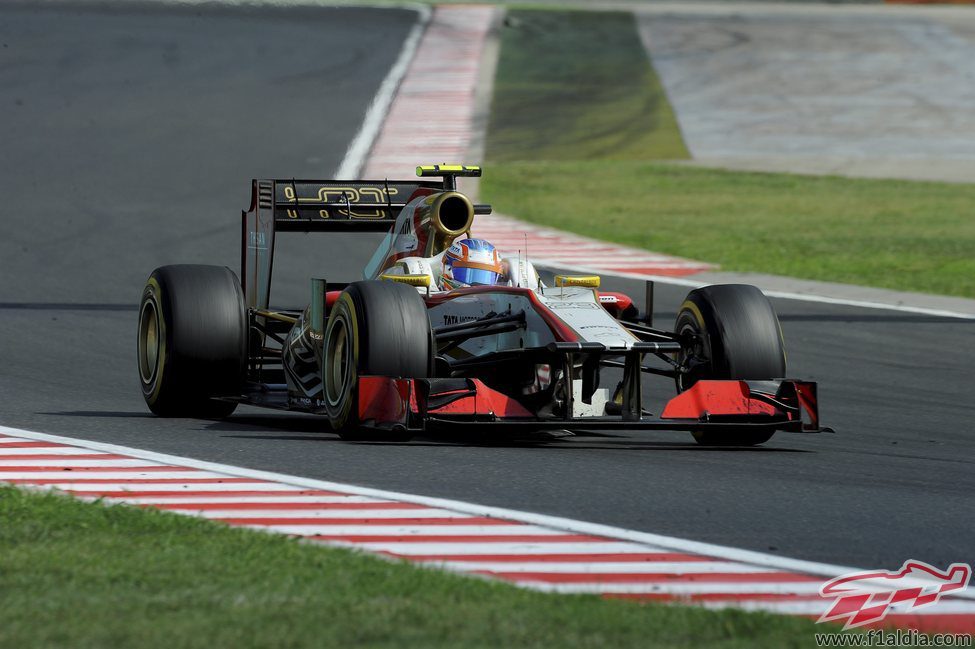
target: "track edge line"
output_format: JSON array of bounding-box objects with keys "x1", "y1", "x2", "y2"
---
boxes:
[{"x1": 0, "y1": 423, "x2": 884, "y2": 583}]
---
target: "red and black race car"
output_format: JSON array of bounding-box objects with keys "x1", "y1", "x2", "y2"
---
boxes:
[{"x1": 137, "y1": 165, "x2": 826, "y2": 445}]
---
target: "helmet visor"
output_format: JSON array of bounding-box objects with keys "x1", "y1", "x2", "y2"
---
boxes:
[{"x1": 450, "y1": 266, "x2": 501, "y2": 286}]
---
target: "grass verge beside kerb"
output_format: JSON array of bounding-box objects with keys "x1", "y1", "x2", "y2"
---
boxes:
[
  {"x1": 0, "y1": 486, "x2": 831, "y2": 648},
  {"x1": 486, "y1": 9, "x2": 688, "y2": 162},
  {"x1": 481, "y1": 160, "x2": 975, "y2": 298}
]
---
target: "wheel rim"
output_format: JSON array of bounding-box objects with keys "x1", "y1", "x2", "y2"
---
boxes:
[
  {"x1": 675, "y1": 316, "x2": 708, "y2": 392},
  {"x1": 138, "y1": 300, "x2": 160, "y2": 385},
  {"x1": 324, "y1": 316, "x2": 352, "y2": 407}
]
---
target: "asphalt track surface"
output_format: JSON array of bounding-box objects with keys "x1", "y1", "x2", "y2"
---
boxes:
[{"x1": 1, "y1": 3, "x2": 973, "y2": 573}]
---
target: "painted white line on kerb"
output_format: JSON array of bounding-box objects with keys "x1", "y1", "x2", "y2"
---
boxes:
[
  {"x1": 21, "y1": 483, "x2": 301, "y2": 493},
  {"x1": 241, "y1": 525, "x2": 564, "y2": 536},
  {"x1": 334, "y1": 4, "x2": 431, "y2": 179},
  {"x1": 423, "y1": 561, "x2": 778, "y2": 574},
  {"x1": 195, "y1": 508, "x2": 474, "y2": 519},
  {"x1": 528, "y1": 582, "x2": 825, "y2": 596},
  {"x1": 0, "y1": 447, "x2": 126, "y2": 455},
  {"x1": 0, "y1": 471, "x2": 217, "y2": 480},
  {"x1": 349, "y1": 541, "x2": 662, "y2": 556},
  {"x1": 0, "y1": 425, "x2": 870, "y2": 582},
  {"x1": 363, "y1": 5, "x2": 498, "y2": 179},
  {"x1": 0, "y1": 458, "x2": 162, "y2": 467}
]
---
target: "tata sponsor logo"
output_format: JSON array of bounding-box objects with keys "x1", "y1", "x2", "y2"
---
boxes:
[{"x1": 442, "y1": 314, "x2": 480, "y2": 325}]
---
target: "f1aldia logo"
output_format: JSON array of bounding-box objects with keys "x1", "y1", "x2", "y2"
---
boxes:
[{"x1": 818, "y1": 560, "x2": 971, "y2": 629}]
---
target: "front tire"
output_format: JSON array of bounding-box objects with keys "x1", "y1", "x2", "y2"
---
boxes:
[
  {"x1": 138, "y1": 265, "x2": 246, "y2": 418},
  {"x1": 675, "y1": 284, "x2": 786, "y2": 447},
  {"x1": 323, "y1": 280, "x2": 432, "y2": 441}
]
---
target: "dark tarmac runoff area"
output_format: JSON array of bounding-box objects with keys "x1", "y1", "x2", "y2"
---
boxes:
[{"x1": 1, "y1": 3, "x2": 973, "y2": 572}]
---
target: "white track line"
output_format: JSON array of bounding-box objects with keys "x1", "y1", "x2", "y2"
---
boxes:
[
  {"x1": 356, "y1": 542, "x2": 667, "y2": 556},
  {"x1": 0, "y1": 458, "x2": 163, "y2": 467},
  {"x1": 0, "y1": 471, "x2": 217, "y2": 480},
  {"x1": 531, "y1": 582, "x2": 825, "y2": 596},
  {"x1": 0, "y1": 426, "x2": 925, "y2": 581},
  {"x1": 191, "y1": 509, "x2": 476, "y2": 519},
  {"x1": 237, "y1": 524, "x2": 564, "y2": 536},
  {"x1": 0, "y1": 427, "x2": 867, "y2": 577},
  {"x1": 334, "y1": 4, "x2": 431, "y2": 179},
  {"x1": 362, "y1": 5, "x2": 497, "y2": 179},
  {"x1": 23, "y1": 482, "x2": 301, "y2": 492},
  {"x1": 0, "y1": 447, "x2": 127, "y2": 455},
  {"x1": 99, "y1": 495, "x2": 401, "y2": 505},
  {"x1": 421, "y1": 561, "x2": 778, "y2": 574}
]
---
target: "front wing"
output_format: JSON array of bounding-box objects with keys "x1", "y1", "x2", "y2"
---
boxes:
[{"x1": 356, "y1": 375, "x2": 826, "y2": 435}]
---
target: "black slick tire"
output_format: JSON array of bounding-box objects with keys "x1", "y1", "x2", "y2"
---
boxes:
[
  {"x1": 674, "y1": 284, "x2": 786, "y2": 447},
  {"x1": 322, "y1": 280, "x2": 432, "y2": 441},
  {"x1": 137, "y1": 265, "x2": 246, "y2": 418}
]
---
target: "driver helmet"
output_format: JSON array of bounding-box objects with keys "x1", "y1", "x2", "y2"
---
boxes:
[{"x1": 442, "y1": 238, "x2": 504, "y2": 289}]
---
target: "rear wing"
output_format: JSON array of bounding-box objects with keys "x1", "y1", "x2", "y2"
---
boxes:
[
  {"x1": 242, "y1": 166, "x2": 488, "y2": 310},
  {"x1": 241, "y1": 178, "x2": 445, "y2": 309},
  {"x1": 248, "y1": 178, "x2": 447, "y2": 233}
]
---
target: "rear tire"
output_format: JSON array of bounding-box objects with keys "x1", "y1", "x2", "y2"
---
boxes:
[
  {"x1": 323, "y1": 280, "x2": 432, "y2": 441},
  {"x1": 674, "y1": 284, "x2": 785, "y2": 447},
  {"x1": 138, "y1": 265, "x2": 246, "y2": 418}
]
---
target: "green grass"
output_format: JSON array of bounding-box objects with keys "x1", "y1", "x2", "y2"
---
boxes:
[
  {"x1": 0, "y1": 486, "x2": 830, "y2": 648},
  {"x1": 481, "y1": 9, "x2": 975, "y2": 298},
  {"x1": 486, "y1": 10, "x2": 688, "y2": 162},
  {"x1": 482, "y1": 161, "x2": 975, "y2": 298}
]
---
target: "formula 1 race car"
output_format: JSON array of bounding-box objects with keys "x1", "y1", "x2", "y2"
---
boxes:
[{"x1": 137, "y1": 165, "x2": 826, "y2": 446}]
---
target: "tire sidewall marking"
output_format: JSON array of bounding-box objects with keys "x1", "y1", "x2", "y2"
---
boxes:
[
  {"x1": 139, "y1": 277, "x2": 167, "y2": 404},
  {"x1": 324, "y1": 291, "x2": 360, "y2": 428}
]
